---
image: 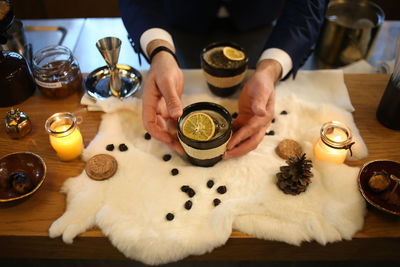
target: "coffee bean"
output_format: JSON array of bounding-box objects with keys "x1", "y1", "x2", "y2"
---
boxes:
[
  {"x1": 217, "y1": 186, "x2": 227, "y2": 194},
  {"x1": 144, "y1": 132, "x2": 151, "y2": 140},
  {"x1": 181, "y1": 185, "x2": 189, "y2": 192},
  {"x1": 207, "y1": 180, "x2": 214, "y2": 189},
  {"x1": 280, "y1": 110, "x2": 288, "y2": 115},
  {"x1": 232, "y1": 112, "x2": 238, "y2": 119},
  {"x1": 213, "y1": 198, "x2": 221, "y2": 207},
  {"x1": 272, "y1": 118, "x2": 275, "y2": 123},
  {"x1": 171, "y1": 168, "x2": 179, "y2": 176},
  {"x1": 118, "y1": 143, "x2": 128, "y2": 151},
  {"x1": 106, "y1": 144, "x2": 114, "y2": 151},
  {"x1": 166, "y1": 213, "x2": 174, "y2": 221},
  {"x1": 163, "y1": 154, "x2": 172, "y2": 161},
  {"x1": 187, "y1": 188, "x2": 195, "y2": 198},
  {"x1": 184, "y1": 200, "x2": 192, "y2": 210},
  {"x1": 265, "y1": 130, "x2": 275, "y2": 136}
]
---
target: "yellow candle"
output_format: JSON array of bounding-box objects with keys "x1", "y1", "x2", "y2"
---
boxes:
[
  {"x1": 314, "y1": 139, "x2": 348, "y2": 164},
  {"x1": 49, "y1": 125, "x2": 83, "y2": 161},
  {"x1": 314, "y1": 121, "x2": 353, "y2": 164},
  {"x1": 45, "y1": 112, "x2": 84, "y2": 161}
]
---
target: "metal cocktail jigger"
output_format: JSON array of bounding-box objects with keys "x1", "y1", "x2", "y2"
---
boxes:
[{"x1": 96, "y1": 37, "x2": 122, "y2": 97}]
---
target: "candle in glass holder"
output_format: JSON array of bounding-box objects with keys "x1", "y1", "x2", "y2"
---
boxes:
[
  {"x1": 45, "y1": 112, "x2": 84, "y2": 161},
  {"x1": 314, "y1": 121, "x2": 354, "y2": 164}
]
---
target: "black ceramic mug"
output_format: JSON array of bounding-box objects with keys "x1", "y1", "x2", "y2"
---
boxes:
[
  {"x1": 201, "y1": 41, "x2": 248, "y2": 97},
  {"x1": 177, "y1": 102, "x2": 232, "y2": 167}
]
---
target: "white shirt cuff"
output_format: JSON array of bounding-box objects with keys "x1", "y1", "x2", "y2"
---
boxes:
[
  {"x1": 140, "y1": 28, "x2": 175, "y2": 58},
  {"x1": 259, "y1": 48, "x2": 293, "y2": 79}
]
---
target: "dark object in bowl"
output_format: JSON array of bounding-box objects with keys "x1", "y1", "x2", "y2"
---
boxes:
[
  {"x1": 358, "y1": 160, "x2": 400, "y2": 215},
  {"x1": 367, "y1": 170, "x2": 390, "y2": 192},
  {"x1": 10, "y1": 171, "x2": 33, "y2": 194},
  {"x1": 0, "y1": 152, "x2": 46, "y2": 202}
]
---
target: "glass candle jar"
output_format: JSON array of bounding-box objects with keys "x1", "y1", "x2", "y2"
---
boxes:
[
  {"x1": 177, "y1": 102, "x2": 232, "y2": 167},
  {"x1": 45, "y1": 112, "x2": 84, "y2": 161},
  {"x1": 314, "y1": 121, "x2": 354, "y2": 164},
  {"x1": 33, "y1": 45, "x2": 82, "y2": 99}
]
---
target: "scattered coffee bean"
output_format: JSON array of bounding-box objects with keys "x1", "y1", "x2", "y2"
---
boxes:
[
  {"x1": 265, "y1": 130, "x2": 275, "y2": 136},
  {"x1": 217, "y1": 186, "x2": 227, "y2": 194},
  {"x1": 163, "y1": 154, "x2": 172, "y2": 161},
  {"x1": 280, "y1": 110, "x2": 288, "y2": 115},
  {"x1": 144, "y1": 132, "x2": 151, "y2": 140},
  {"x1": 187, "y1": 188, "x2": 196, "y2": 198},
  {"x1": 118, "y1": 143, "x2": 128, "y2": 152},
  {"x1": 106, "y1": 144, "x2": 114, "y2": 151},
  {"x1": 232, "y1": 112, "x2": 238, "y2": 119},
  {"x1": 171, "y1": 168, "x2": 179, "y2": 176},
  {"x1": 207, "y1": 180, "x2": 214, "y2": 189},
  {"x1": 184, "y1": 200, "x2": 193, "y2": 210},
  {"x1": 213, "y1": 198, "x2": 221, "y2": 207},
  {"x1": 166, "y1": 213, "x2": 174, "y2": 221},
  {"x1": 181, "y1": 185, "x2": 189, "y2": 192},
  {"x1": 272, "y1": 118, "x2": 275, "y2": 123}
]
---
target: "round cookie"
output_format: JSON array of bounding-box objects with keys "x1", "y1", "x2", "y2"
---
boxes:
[
  {"x1": 85, "y1": 154, "x2": 118, "y2": 181},
  {"x1": 275, "y1": 139, "x2": 302, "y2": 160}
]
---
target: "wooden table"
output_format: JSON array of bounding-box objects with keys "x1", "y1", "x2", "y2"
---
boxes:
[{"x1": 1, "y1": 74, "x2": 400, "y2": 261}]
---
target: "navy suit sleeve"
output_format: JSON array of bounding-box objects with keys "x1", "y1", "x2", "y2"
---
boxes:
[
  {"x1": 263, "y1": 0, "x2": 328, "y2": 78},
  {"x1": 119, "y1": 0, "x2": 169, "y2": 55}
]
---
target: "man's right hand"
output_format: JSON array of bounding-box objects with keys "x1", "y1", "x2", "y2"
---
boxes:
[{"x1": 142, "y1": 49, "x2": 184, "y2": 154}]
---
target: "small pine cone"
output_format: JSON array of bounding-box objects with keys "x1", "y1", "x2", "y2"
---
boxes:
[{"x1": 276, "y1": 153, "x2": 314, "y2": 195}]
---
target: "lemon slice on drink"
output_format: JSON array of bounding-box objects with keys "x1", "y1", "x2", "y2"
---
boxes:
[
  {"x1": 182, "y1": 112, "x2": 216, "y2": 141},
  {"x1": 223, "y1": 46, "x2": 245, "y2": 61}
]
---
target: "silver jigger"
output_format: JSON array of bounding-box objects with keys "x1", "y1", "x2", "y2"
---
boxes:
[{"x1": 96, "y1": 37, "x2": 122, "y2": 97}]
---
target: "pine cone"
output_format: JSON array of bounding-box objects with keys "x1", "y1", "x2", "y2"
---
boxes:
[{"x1": 276, "y1": 153, "x2": 313, "y2": 195}]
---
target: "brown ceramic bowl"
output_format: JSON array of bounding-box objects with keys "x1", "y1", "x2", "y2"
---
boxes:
[
  {"x1": 358, "y1": 160, "x2": 400, "y2": 215},
  {"x1": 0, "y1": 152, "x2": 46, "y2": 202}
]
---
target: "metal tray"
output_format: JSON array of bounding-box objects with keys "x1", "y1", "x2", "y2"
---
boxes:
[{"x1": 85, "y1": 64, "x2": 142, "y2": 100}]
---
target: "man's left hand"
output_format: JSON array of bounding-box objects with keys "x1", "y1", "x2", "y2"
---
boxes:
[{"x1": 224, "y1": 59, "x2": 282, "y2": 159}]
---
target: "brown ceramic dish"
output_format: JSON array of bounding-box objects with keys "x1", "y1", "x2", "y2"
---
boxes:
[
  {"x1": 358, "y1": 160, "x2": 400, "y2": 215},
  {"x1": 0, "y1": 152, "x2": 46, "y2": 202}
]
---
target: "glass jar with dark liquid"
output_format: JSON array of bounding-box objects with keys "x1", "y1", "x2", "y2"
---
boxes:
[{"x1": 33, "y1": 45, "x2": 82, "y2": 99}]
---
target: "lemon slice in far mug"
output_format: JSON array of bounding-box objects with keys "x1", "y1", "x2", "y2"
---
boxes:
[
  {"x1": 182, "y1": 112, "x2": 216, "y2": 141},
  {"x1": 223, "y1": 46, "x2": 245, "y2": 61}
]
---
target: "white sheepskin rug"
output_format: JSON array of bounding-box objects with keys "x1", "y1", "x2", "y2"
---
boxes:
[{"x1": 49, "y1": 70, "x2": 368, "y2": 265}]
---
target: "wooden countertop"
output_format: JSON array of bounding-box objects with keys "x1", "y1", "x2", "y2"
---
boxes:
[{"x1": 1, "y1": 74, "x2": 400, "y2": 260}]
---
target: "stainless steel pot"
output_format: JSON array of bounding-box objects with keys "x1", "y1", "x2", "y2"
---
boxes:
[{"x1": 316, "y1": 0, "x2": 385, "y2": 66}]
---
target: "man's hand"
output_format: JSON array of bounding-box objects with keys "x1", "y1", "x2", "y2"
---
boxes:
[
  {"x1": 224, "y1": 59, "x2": 282, "y2": 159},
  {"x1": 142, "y1": 41, "x2": 184, "y2": 154}
]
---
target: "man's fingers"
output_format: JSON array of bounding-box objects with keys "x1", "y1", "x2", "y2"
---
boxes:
[
  {"x1": 251, "y1": 89, "x2": 268, "y2": 116},
  {"x1": 228, "y1": 116, "x2": 268, "y2": 150},
  {"x1": 157, "y1": 98, "x2": 169, "y2": 119},
  {"x1": 145, "y1": 115, "x2": 174, "y2": 144},
  {"x1": 158, "y1": 77, "x2": 182, "y2": 119},
  {"x1": 142, "y1": 80, "x2": 161, "y2": 130},
  {"x1": 168, "y1": 140, "x2": 185, "y2": 155},
  {"x1": 224, "y1": 129, "x2": 265, "y2": 159}
]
